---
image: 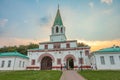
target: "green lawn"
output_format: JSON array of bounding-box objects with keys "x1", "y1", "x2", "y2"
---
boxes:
[
  {"x1": 0, "y1": 70, "x2": 62, "y2": 80},
  {"x1": 78, "y1": 70, "x2": 120, "y2": 80}
]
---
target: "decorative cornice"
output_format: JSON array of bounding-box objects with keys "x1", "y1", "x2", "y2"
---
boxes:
[
  {"x1": 39, "y1": 40, "x2": 77, "y2": 44},
  {"x1": 28, "y1": 47, "x2": 90, "y2": 52}
]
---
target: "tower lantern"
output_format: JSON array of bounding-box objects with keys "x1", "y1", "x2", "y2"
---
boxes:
[{"x1": 50, "y1": 6, "x2": 66, "y2": 42}]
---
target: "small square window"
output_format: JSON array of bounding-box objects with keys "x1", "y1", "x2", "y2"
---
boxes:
[
  {"x1": 79, "y1": 58, "x2": 84, "y2": 64},
  {"x1": 45, "y1": 44, "x2": 48, "y2": 49},
  {"x1": 57, "y1": 59, "x2": 61, "y2": 65},
  {"x1": 85, "y1": 50, "x2": 89, "y2": 56},
  {"x1": 66, "y1": 43, "x2": 70, "y2": 48},
  {"x1": 31, "y1": 59, "x2": 35, "y2": 65}
]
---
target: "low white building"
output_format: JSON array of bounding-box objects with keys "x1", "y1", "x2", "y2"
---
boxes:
[
  {"x1": 90, "y1": 46, "x2": 120, "y2": 70},
  {"x1": 0, "y1": 52, "x2": 29, "y2": 70},
  {"x1": 27, "y1": 7, "x2": 91, "y2": 70}
]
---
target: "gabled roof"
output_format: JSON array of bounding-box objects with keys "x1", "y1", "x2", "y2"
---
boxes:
[
  {"x1": 95, "y1": 46, "x2": 120, "y2": 53},
  {"x1": 0, "y1": 52, "x2": 29, "y2": 59},
  {"x1": 53, "y1": 8, "x2": 63, "y2": 26}
]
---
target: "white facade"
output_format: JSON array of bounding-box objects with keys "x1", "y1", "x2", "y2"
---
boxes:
[
  {"x1": 90, "y1": 46, "x2": 120, "y2": 70},
  {"x1": 27, "y1": 7, "x2": 91, "y2": 70},
  {"x1": 0, "y1": 52, "x2": 29, "y2": 70},
  {"x1": 27, "y1": 41, "x2": 90, "y2": 70}
]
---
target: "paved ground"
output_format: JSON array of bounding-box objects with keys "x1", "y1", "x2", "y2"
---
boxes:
[{"x1": 60, "y1": 70, "x2": 86, "y2": 80}]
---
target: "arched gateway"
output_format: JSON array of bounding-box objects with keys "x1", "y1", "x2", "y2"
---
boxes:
[
  {"x1": 66, "y1": 58, "x2": 74, "y2": 70},
  {"x1": 38, "y1": 53, "x2": 55, "y2": 70},
  {"x1": 64, "y1": 54, "x2": 76, "y2": 70},
  {"x1": 41, "y1": 56, "x2": 52, "y2": 70}
]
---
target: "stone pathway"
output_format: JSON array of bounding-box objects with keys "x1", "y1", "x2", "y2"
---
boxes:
[{"x1": 60, "y1": 70, "x2": 86, "y2": 80}]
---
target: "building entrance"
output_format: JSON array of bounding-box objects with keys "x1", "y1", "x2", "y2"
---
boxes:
[
  {"x1": 66, "y1": 58, "x2": 74, "y2": 70},
  {"x1": 41, "y1": 56, "x2": 52, "y2": 70}
]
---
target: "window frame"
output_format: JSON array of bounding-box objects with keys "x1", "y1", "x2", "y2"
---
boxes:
[
  {"x1": 66, "y1": 43, "x2": 70, "y2": 48},
  {"x1": 31, "y1": 59, "x2": 35, "y2": 65},
  {"x1": 22, "y1": 61, "x2": 25, "y2": 67},
  {"x1": 57, "y1": 58, "x2": 61, "y2": 65},
  {"x1": 100, "y1": 56, "x2": 105, "y2": 65},
  {"x1": 44, "y1": 44, "x2": 48, "y2": 49},
  {"x1": 1, "y1": 60, "x2": 5, "y2": 68},
  {"x1": 19, "y1": 61, "x2": 21, "y2": 67},
  {"x1": 79, "y1": 58, "x2": 84, "y2": 64},
  {"x1": 85, "y1": 50, "x2": 89, "y2": 56},
  {"x1": 8, "y1": 60, "x2": 11, "y2": 67},
  {"x1": 110, "y1": 56, "x2": 115, "y2": 65}
]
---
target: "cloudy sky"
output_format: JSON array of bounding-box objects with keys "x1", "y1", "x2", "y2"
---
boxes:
[{"x1": 0, "y1": 0, "x2": 120, "y2": 51}]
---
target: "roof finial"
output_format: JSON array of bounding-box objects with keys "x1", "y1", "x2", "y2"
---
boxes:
[
  {"x1": 58, "y1": 0, "x2": 60, "y2": 9},
  {"x1": 58, "y1": 3, "x2": 59, "y2": 9}
]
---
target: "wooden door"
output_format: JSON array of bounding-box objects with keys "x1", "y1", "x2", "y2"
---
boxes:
[{"x1": 41, "y1": 56, "x2": 52, "y2": 70}]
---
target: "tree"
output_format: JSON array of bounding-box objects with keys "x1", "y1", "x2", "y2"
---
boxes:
[
  {"x1": 27, "y1": 43, "x2": 39, "y2": 49},
  {"x1": 77, "y1": 42, "x2": 89, "y2": 47},
  {"x1": 0, "y1": 43, "x2": 39, "y2": 55}
]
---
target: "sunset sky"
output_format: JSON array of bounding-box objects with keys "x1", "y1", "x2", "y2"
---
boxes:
[{"x1": 0, "y1": 0, "x2": 120, "y2": 51}]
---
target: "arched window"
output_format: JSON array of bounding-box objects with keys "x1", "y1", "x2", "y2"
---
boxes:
[
  {"x1": 61, "y1": 27, "x2": 63, "y2": 33},
  {"x1": 56, "y1": 26, "x2": 59, "y2": 33}
]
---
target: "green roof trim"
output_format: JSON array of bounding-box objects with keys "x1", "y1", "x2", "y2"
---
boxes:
[
  {"x1": 0, "y1": 52, "x2": 29, "y2": 59},
  {"x1": 53, "y1": 8, "x2": 63, "y2": 26},
  {"x1": 95, "y1": 46, "x2": 120, "y2": 53}
]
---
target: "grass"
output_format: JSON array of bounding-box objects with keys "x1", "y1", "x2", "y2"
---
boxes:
[
  {"x1": 78, "y1": 70, "x2": 120, "y2": 80},
  {"x1": 0, "y1": 70, "x2": 62, "y2": 80}
]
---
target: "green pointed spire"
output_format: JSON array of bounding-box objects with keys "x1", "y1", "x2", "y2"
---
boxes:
[{"x1": 53, "y1": 7, "x2": 63, "y2": 26}]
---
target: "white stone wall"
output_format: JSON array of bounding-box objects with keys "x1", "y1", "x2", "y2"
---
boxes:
[
  {"x1": 91, "y1": 52, "x2": 120, "y2": 70},
  {"x1": 50, "y1": 34, "x2": 66, "y2": 42},
  {"x1": 0, "y1": 57, "x2": 28, "y2": 70},
  {"x1": 27, "y1": 48, "x2": 90, "y2": 70},
  {"x1": 61, "y1": 43, "x2": 66, "y2": 48},
  {"x1": 48, "y1": 44, "x2": 53, "y2": 49},
  {"x1": 70, "y1": 42, "x2": 77, "y2": 48},
  {"x1": 39, "y1": 44, "x2": 44, "y2": 49},
  {"x1": 39, "y1": 41, "x2": 77, "y2": 50}
]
